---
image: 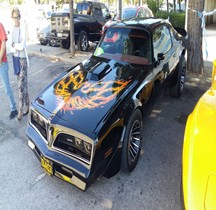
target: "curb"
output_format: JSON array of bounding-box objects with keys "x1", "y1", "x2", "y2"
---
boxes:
[{"x1": 28, "y1": 49, "x2": 91, "y2": 65}]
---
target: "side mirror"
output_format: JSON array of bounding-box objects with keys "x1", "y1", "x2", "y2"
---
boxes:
[
  {"x1": 157, "y1": 53, "x2": 165, "y2": 61},
  {"x1": 106, "y1": 13, "x2": 111, "y2": 20}
]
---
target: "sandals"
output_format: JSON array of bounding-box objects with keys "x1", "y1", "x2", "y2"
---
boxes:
[
  {"x1": 16, "y1": 107, "x2": 29, "y2": 121},
  {"x1": 23, "y1": 109, "x2": 29, "y2": 116},
  {"x1": 16, "y1": 112, "x2": 23, "y2": 121}
]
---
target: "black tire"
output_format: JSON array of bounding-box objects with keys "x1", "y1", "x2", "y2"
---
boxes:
[
  {"x1": 61, "y1": 39, "x2": 70, "y2": 49},
  {"x1": 170, "y1": 56, "x2": 186, "y2": 98},
  {"x1": 40, "y1": 40, "x2": 48, "y2": 45},
  {"x1": 77, "y1": 31, "x2": 89, "y2": 51},
  {"x1": 49, "y1": 39, "x2": 58, "y2": 47},
  {"x1": 121, "y1": 109, "x2": 143, "y2": 172}
]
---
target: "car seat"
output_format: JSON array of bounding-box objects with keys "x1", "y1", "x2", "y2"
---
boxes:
[{"x1": 116, "y1": 38, "x2": 134, "y2": 55}]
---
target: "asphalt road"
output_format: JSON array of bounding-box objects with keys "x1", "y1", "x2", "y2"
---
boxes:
[{"x1": 0, "y1": 53, "x2": 212, "y2": 210}]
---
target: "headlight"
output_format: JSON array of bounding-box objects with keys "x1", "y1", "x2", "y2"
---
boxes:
[
  {"x1": 31, "y1": 110, "x2": 38, "y2": 121},
  {"x1": 31, "y1": 110, "x2": 45, "y2": 127},
  {"x1": 74, "y1": 137, "x2": 83, "y2": 149},
  {"x1": 38, "y1": 115, "x2": 46, "y2": 128},
  {"x1": 30, "y1": 110, "x2": 48, "y2": 140},
  {"x1": 83, "y1": 141, "x2": 92, "y2": 155},
  {"x1": 53, "y1": 133, "x2": 93, "y2": 162},
  {"x1": 74, "y1": 137, "x2": 92, "y2": 154}
]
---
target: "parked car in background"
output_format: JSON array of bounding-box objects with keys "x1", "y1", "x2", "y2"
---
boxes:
[
  {"x1": 37, "y1": 24, "x2": 51, "y2": 45},
  {"x1": 37, "y1": 24, "x2": 59, "y2": 47},
  {"x1": 102, "y1": 6, "x2": 154, "y2": 32},
  {"x1": 37, "y1": 7, "x2": 53, "y2": 20},
  {"x1": 182, "y1": 60, "x2": 216, "y2": 210},
  {"x1": 26, "y1": 18, "x2": 186, "y2": 191},
  {"x1": 50, "y1": 1, "x2": 111, "y2": 51}
]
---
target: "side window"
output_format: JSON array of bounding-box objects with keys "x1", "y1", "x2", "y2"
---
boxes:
[
  {"x1": 143, "y1": 8, "x2": 151, "y2": 17},
  {"x1": 100, "y1": 4, "x2": 109, "y2": 18},
  {"x1": 153, "y1": 25, "x2": 172, "y2": 60},
  {"x1": 94, "y1": 7, "x2": 102, "y2": 17},
  {"x1": 94, "y1": 3, "x2": 102, "y2": 17},
  {"x1": 137, "y1": 9, "x2": 143, "y2": 17},
  {"x1": 76, "y1": 4, "x2": 82, "y2": 14},
  {"x1": 76, "y1": 3, "x2": 92, "y2": 15}
]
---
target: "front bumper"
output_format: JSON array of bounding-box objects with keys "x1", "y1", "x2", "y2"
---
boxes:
[{"x1": 26, "y1": 124, "x2": 92, "y2": 191}]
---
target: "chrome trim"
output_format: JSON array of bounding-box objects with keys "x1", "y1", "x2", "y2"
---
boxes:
[
  {"x1": 52, "y1": 146, "x2": 91, "y2": 165},
  {"x1": 51, "y1": 124, "x2": 95, "y2": 166},
  {"x1": 55, "y1": 170, "x2": 86, "y2": 191},
  {"x1": 119, "y1": 126, "x2": 126, "y2": 146},
  {"x1": 29, "y1": 108, "x2": 95, "y2": 169},
  {"x1": 47, "y1": 124, "x2": 53, "y2": 146},
  {"x1": 29, "y1": 108, "x2": 49, "y2": 145},
  {"x1": 42, "y1": 154, "x2": 86, "y2": 178}
]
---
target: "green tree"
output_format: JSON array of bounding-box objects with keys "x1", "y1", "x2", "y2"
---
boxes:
[
  {"x1": 8, "y1": 0, "x2": 22, "y2": 5},
  {"x1": 146, "y1": 0, "x2": 163, "y2": 14}
]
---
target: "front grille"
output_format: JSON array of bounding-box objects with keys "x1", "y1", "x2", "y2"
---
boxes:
[
  {"x1": 31, "y1": 110, "x2": 48, "y2": 142},
  {"x1": 53, "y1": 133, "x2": 92, "y2": 163}
]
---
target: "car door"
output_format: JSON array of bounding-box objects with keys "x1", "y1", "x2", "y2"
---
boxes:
[
  {"x1": 82, "y1": 2, "x2": 102, "y2": 40},
  {"x1": 152, "y1": 24, "x2": 176, "y2": 83}
]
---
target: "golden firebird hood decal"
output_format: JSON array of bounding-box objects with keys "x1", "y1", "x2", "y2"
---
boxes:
[{"x1": 54, "y1": 70, "x2": 131, "y2": 113}]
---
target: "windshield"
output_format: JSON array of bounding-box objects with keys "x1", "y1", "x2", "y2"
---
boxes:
[
  {"x1": 122, "y1": 8, "x2": 136, "y2": 19},
  {"x1": 114, "y1": 8, "x2": 136, "y2": 20},
  {"x1": 94, "y1": 27, "x2": 152, "y2": 65}
]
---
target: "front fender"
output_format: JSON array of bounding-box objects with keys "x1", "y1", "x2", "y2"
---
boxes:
[{"x1": 182, "y1": 84, "x2": 216, "y2": 210}]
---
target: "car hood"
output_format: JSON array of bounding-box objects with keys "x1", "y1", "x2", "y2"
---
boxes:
[
  {"x1": 33, "y1": 56, "x2": 150, "y2": 135},
  {"x1": 37, "y1": 24, "x2": 50, "y2": 34},
  {"x1": 183, "y1": 87, "x2": 216, "y2": 210}
]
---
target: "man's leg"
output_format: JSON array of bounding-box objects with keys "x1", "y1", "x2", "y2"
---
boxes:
[{"x1": 0, "y1": 62, "x2": 17, "y2": 115}]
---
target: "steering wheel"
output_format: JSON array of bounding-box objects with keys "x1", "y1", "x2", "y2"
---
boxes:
[{"x1": 133, "y1": 50, "x2": 145, "y2": 57}]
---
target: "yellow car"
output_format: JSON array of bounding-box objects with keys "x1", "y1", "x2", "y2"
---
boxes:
[{"x1": 182, "y1": 60, "x2": 216, "y2": 210}]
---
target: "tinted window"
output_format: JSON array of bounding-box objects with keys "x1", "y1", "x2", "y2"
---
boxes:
[
  {"x1": 100, "y1": 4, "x2": 109, "y2": 18},
  {"x1": 94, "y1": 27, "x2": 151, "y2": 64},
  {"x1": 153, "y1": 25, "x2": 172, "y2": 60},
  {"x1": 76, "y1": 2, "x2": 92, "y2": 15},
  {"x1": 143, "y1": 8, "x2": 154, "y2": 17},
  {"x1": 137, "y1": 8, "x2": 144, "y2": 17},
  {"x1": 122, "y1": 8, "x2": 137, "y2": 19}
]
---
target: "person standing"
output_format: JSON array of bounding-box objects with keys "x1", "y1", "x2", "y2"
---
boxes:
[
  {"x1": 10, "y1": 7, "x2": 29, "y2": 121},
  {"x1": 0, "y1": 22, "x2": 18, "y2": 119}
]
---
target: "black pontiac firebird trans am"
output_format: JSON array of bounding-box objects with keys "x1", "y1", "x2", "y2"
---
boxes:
[{"x1": 26, "y1": 18, "x2": 187, "y2": 191}]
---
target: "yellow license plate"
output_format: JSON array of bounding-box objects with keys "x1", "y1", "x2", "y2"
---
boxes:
[{"x1": 41, "y1": 156, "x2": 53, "y2": 176}]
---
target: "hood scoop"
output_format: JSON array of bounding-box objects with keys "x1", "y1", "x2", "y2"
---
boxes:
[{"x1": 86, "y1": 62, "x2": 111, "y2": 81}]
